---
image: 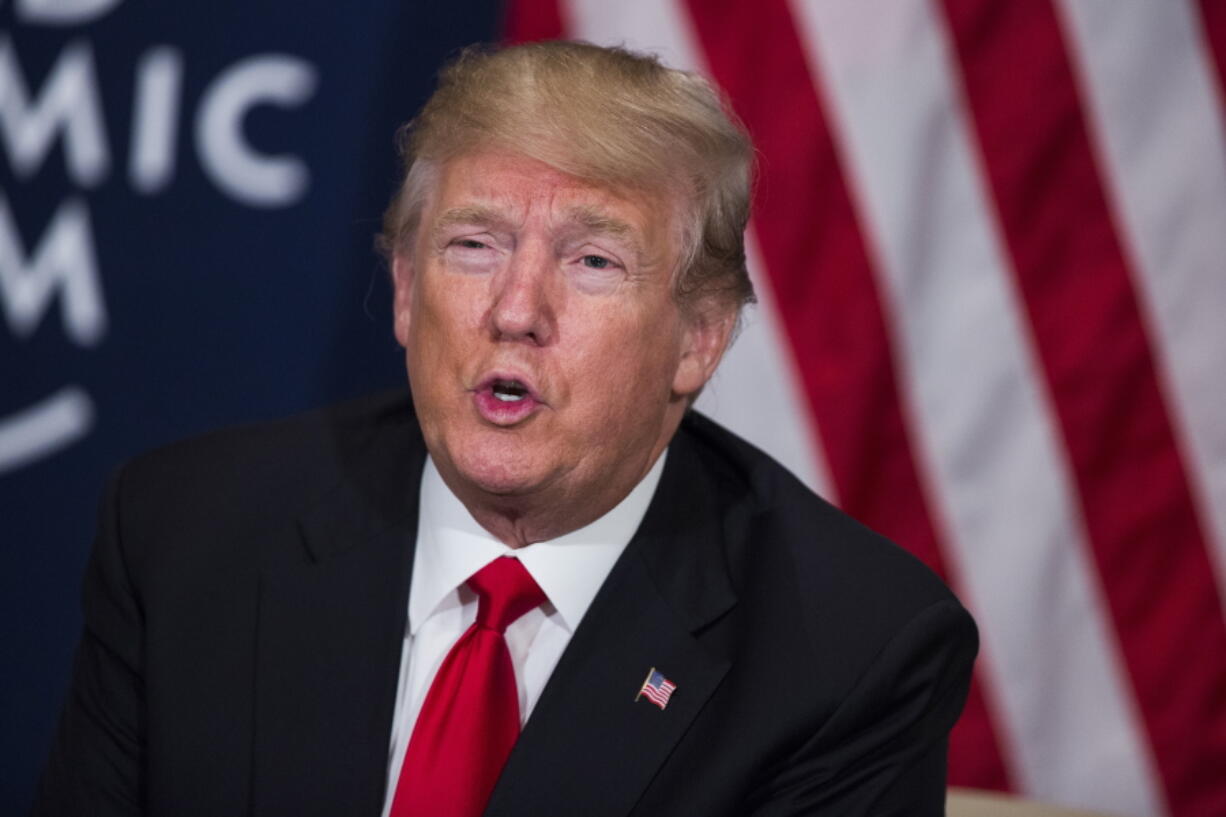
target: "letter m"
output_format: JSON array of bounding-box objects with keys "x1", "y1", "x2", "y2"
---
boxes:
[
  {"x1": 0, "y1": 36, "x2": 108, "y2": 185},
  {"x1": 0, "y1": 193, "x2": 106, "y2": 346}
]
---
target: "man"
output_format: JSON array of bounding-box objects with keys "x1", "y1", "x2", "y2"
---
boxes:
[{"x1": 35, "y1": 41, "x2": 976, "y2": 816}]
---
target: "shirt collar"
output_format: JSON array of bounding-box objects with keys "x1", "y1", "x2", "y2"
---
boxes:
[{"x1": 409, "y1": 452, "x2": 667, "y2": 636}]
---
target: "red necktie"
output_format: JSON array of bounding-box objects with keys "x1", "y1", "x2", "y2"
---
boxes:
[{"x1": 389, "y1": 556, "x2": 546, "y2": 817}]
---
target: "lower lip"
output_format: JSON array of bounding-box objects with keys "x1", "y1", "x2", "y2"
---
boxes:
[{"x1": 473, "y1": 388, "x2": 541, "y2": 425}]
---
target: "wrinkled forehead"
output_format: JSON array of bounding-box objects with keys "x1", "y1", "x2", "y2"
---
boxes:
[
  {"x1": 431, "y1": 202, "x2": 636, "y2": 242},
  {"x1": 420, "y1": 151, "x2": 686, "y2": 260}
]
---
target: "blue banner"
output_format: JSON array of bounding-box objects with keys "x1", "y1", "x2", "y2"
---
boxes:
[{"x1": 1, "y1": 1, "x2": 501, "y2": 810}]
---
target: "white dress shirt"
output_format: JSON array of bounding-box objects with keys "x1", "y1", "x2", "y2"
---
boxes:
[{"x1": 380, "y1": 453, "x2": 667, "y2": 814}]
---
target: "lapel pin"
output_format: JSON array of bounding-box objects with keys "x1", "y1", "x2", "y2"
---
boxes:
[{"x1": 635, "y1": 667, "x2": 677, "y2": 710}]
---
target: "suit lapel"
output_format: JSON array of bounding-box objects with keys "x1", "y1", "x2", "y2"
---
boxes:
[
  {"x1": 252, "y1": 408, "x2": 425, "y2": 816},
  {"x1": 485, "y1": 426, "x2": 738, "y2": 817}
]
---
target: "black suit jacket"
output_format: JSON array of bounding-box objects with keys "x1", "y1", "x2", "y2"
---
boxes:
[{"x1": 35, "y1": 390, "x2": 976, "y2": 816}]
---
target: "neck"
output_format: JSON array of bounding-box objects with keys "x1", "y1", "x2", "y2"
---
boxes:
[{"x1": 439, "y1": 444, "x2": 668, "y2": 549}]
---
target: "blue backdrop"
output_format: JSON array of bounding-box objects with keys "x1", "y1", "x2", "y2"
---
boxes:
[{"x1": 1, "y1": 2, "x2": 502, "y2": 810}]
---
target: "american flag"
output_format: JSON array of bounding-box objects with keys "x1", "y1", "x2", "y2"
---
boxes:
[
  {"x1": 507, "y1": 2, "x2": 1226, "y2": 816},
  {"x1": 637, "y1": 668, "x2": 678, "y2": 710}
]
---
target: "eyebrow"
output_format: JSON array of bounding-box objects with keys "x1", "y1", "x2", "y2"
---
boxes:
[
  {"x1": 563, "y1": 205, "x2": 634, "y2": 239},
  {"x1": 561, "y1": 205, "x2": 653, "y2": 265},
  {"x1": 434, "y1": 204, "x2": 633, "y2": 234},
  {"x1": 430, "y1": 206, "x2": 509, "y2": 239},
  {"x1": 429, "y1": 203, "x2": 655, "y2": 265}
]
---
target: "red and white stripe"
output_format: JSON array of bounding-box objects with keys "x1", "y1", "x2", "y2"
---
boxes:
[{"x1": 506, "y1": 2, "x2": 1226, "y2": 815}]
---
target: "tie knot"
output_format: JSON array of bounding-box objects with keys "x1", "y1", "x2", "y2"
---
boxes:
[{"x1": 467, "y1": 557, "x2": 546, "y2": 633}]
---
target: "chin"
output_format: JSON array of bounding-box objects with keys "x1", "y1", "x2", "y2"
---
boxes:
[{"x1": 443, "y1": 432, "x2": 555, "y2": 498}]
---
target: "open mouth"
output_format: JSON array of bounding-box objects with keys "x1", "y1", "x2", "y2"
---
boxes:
[
  {"x1": 491, "y1": 379, "x2": 530, "y2": 403},
  {"x1": 473, "y1": 374, "x2": 543, "y2": 425}
]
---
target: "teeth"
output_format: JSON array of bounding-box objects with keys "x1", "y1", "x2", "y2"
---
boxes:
[{"x1": 491, "y1": 379, "x2": 528, "y2": 403}]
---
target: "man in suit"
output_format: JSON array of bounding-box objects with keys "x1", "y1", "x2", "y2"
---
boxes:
[{"x1": 36, "y1": 41, "x2": 977, "y2": 816}]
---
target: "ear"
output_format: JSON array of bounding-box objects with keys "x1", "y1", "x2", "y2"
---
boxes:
[
  {"x1": 392, "y1": 253, "x2": 414, "y2": 348},
  {"x1": 672, "y1": 303, "x2": 737, "y2": 398}
]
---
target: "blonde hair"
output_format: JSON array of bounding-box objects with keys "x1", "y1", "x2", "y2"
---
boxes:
[{"x1": 380, "y1": 40, "x2": 756, "y2": 316}]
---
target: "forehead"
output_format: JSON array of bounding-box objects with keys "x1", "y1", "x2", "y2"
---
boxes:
[{"x1": 425, "y1": 151, "x2": 679, "y2": 246}]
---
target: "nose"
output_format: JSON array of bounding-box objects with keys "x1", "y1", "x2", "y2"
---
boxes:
[{"x1": 488, "y1": 241, "x2": 557, "y2": 345}]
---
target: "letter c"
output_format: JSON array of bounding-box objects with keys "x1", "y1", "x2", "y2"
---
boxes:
[{"x1": 195, "y1": 55, "x2": 317, "y2": 208}]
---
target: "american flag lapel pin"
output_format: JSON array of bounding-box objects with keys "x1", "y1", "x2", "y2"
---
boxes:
[{"x1": 635, "y1": 666, "x2": 677, "y2": 710}]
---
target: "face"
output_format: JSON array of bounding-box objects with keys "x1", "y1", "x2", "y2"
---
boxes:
[{"x1": 393, "y1": 151, "x2": 730, "y2": 526}]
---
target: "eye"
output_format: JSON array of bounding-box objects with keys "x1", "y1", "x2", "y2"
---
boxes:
[
  {"x1": 581, "y1": 254, "x2": 613, "y2": 269},
  {"x1": 455, "y1": 238, "x2": 488, "y2": 250}
]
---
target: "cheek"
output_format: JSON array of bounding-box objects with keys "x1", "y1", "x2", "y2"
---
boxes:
[
  {"x1": 572, "y1": 314, "x2": 683, "y2": 410},
  {"x1": 413, "y1": 278, "x2": 481, "y2": 348},
  {"x1": 406, "y1": 286, "x2": 471, "y2": 396}
]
